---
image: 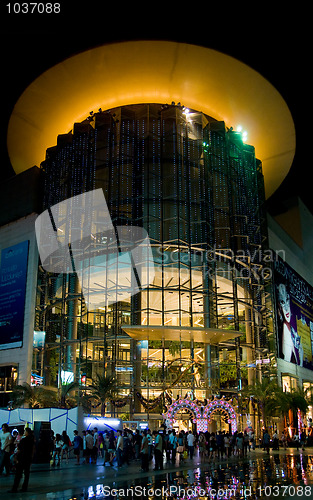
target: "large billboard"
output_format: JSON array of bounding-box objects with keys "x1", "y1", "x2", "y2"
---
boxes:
[
  {"x1": 274, "y1": 255, "x2": 313, "y2": 370},
  {"x1": 0, "y1": 240, "x2": 29, "y2": 349}
]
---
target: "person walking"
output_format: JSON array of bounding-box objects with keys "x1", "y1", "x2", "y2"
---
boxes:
[
  {"x1": 187, "y1": 431, "x2": 195, "y2": 459},
  {"x1": 73, "y1": 430, "x2": 82, "y2": 465},
  {"x1": 133, "y1": 429, "x2": 142, "y2": 460},
  {"x1": 51, "y1": 434, "x2": 63, "y2": 467},
  {"x1": 177, "y1": 432, "x2": 185, "y2": 463},
  {"x1": 168, "y1": 430, "x2": 178, "y2": 463},
  {"x1": 116, "y1": 430, "x2": 123, "y2": 467},
  {"x1": 243, "y1": 431, "x2": 249, "y2": 456},
  {"x1": 122, "y1": 430, "x2": 131, "y2": 465},
  {"x1": 98, "y1": 432, "x2": 105, "y2": 459},
  {"x1": 140, "y1": 430, "x2": 149, "y2": 472},
  {"x1": 224, "y1": 433, "x2": 230, "y2": 458},
  {"x1": 236, "y1": 432, "x2": 244, "y2": 458},
  {"x1": 263, "y1": 430, "x2": 271, "y2": 455},
  {"x1": 153, "y1": 431, "x2": 163, "y2": 470},
  {"x1": 85, "y1": 430, "x2": 94, "y2": 463},
  {"x1": 164, "y1": 431, "x2": 171, "y2": 462},
  {"x1": 198, "y1": 432, "x2": 206, "y2": 462},
  {"x1": 92, "y1": 427, "x2": 99, "y2": 464},
  {"x1": 9, "y1": 427, "x2": 34, "y2": 493},
  {"x1": 106, "y1": 430, "x2": 116, "y2": 466},
  {"x1": 147, "y1": 430, "x2": 153, "y2": 462},
  {"x1": 272, "y1": 430, "x2": 279, "y2": 450},
  {"x1": 81, "y1": 430, "x2": 88, "y2": 464},
  {"x1": 61, "y1": 431, "x2": 70, "y2": 463},
  {"x1": 0, "y1": 423, "x2": 13, "y2": 476},
  {"x1": 281, "y1": 431, "x2": 287, "y2": 450},
  {"x1": 209, "y1": 433, "x2": 217, "y2": 459}
]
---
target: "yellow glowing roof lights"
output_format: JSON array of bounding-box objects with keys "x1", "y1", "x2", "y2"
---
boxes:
[{"x1": 7, "y1": 40, "x2": 295, "y2": 198}]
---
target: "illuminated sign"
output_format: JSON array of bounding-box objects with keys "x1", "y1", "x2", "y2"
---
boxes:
[
  {"x1": 83, "y1": 417, "x2": 122, "y2": 432},
  {"x1": 0, "y1": 241, "x2": 29, "y2": 349},
  {"x1": 33, "y1": 330, "x2": 46, "y2": 348},
  {"x1": 60, "y1": 370, "x2": 74, "y2": 384}
]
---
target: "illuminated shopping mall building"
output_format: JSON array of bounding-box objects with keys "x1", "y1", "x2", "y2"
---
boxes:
[
  {"x1": 35, "y1": 102, "x2": 271, "y2": 415},
  {"x1": 2, "y1": 41, "x2": 313, "y2": 432}
]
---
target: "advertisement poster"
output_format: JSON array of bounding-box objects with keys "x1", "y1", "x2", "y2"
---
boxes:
[
  {"x1": 274, "y1": 255, "x2": 313, "y2": 370},
  {"x1": 0, "y1": 240, "x2": 29, "y2": 349}
]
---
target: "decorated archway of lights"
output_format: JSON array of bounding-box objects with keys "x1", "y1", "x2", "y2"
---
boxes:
[{"x1": 164, "y1": 397, "x2": 237, "y2": 434}]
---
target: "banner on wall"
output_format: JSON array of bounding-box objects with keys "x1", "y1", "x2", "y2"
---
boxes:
[
  {"x1": 274, "y1": 255, "x2": 313, "y2": 370},
  {"x1": 0, "y1": 241, "x2": 29, "y2": 350}
]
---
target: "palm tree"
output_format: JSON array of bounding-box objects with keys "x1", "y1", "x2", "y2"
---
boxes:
[
  {"x1": 88, "y1": 374, "x2": 117, "y2": 416},
  {"x1": 47, "y1": 381, "x2": 80, "y2": 408},
  {"x1": 272, "y1": 388, "x2": 308, "y2": 433},
  {"x1": 241, "y1": 378, "x2": 282, "y2": 428},
  {"x1": 11, "y1": 383, "x2": 56, "y2": 409}
]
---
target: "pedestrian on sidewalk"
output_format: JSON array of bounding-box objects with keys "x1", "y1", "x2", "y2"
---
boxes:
[
  {"x1": 281, "y1": 431, "x2": 287, "y2": 449},
  {"x1": 92, "y1": 428, "x2": 99, "y2": 464},
  {"x1": 61, "y1": 431, "x2": 70, "y2": 463},
  {"x1": 51, "y1": 434, "x2": 63, "y2": 466},
  {"x1": 198, "y1": 432, "x2": 206, "y2": 462},
  {"x1": 0, "y1": 423, "x2": 13, "y2": 476},
  {"x1": 147, "y1": 429, "x2": 153, "y2": 462},
  {"x1": 153, "y1": 431, "x2": 163, "y2": 470},
  {"x1": 140, "y1": 430, "x2": 149, "y2": 472},
  {"x1": 187, "y1": 431, "x2": 195, "y2": 459},
  {"x1": 106, "y1": 430, "x2": 116, "y2": 466},
  {"x1": 85, "y1": 430, "x2": 94, "y2": 463},
  {"x1": 263, "y1": 430, "x2": 270, "y2": 455},
  {"x1": 9, "y1": 427, "x2": 34, "y2": 493},
  {"x1": 116, "y1": 430, "x2": 123, "y2": 467},
  {"x1": 169, "y1": 430, "x2": 178, "y2": 463},
  {"x1": 177, "y1": 431, "x2": 185, "y2": 463},
  {"x1": 133, "y1": 429, "x2": 142, "y2": 460},
  {"x1": 272, "y1": 431, "x2": 279, "y2": 450},
  {"x1": 123, "y1": 430, "x2": 131, "y2": 465},
  {"x1": 73, "y1": 430, "x2": 82, "y2": 465},
  {"x1": 300, "y1": 430, "x2": 306, "y2": 451}
]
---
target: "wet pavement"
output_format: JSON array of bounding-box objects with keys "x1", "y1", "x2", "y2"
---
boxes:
[{"x1": 1, "y1": 448, "x2": 313, "y2": 499}]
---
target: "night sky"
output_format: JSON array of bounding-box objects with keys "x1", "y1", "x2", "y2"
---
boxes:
[{"x1": 0, "y1": 4, "x2": 307, "y2": 215}]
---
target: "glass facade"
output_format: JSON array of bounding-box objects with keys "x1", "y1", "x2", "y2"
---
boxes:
[{"x1": 33, "y1": 103, "x2": 273, "y2": 419}]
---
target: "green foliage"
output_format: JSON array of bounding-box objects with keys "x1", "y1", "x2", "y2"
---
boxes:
[
  {"x1": 11, "y1": 383, "x2": 57, "y2": 409},
  {"x1": 219, "y1": 363, "x2": 237, "y2": 383},
  {"x1": 88, "y1": 374, "x2": 117, "y2": 416},
  {"x1": 241, "y1": 378, "x2": 282, "y2": 423}
]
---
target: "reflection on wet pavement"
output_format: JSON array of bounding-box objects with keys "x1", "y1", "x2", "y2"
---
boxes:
[{"x1": 79, "y1": 454, "x2": 313, "y2": 499}]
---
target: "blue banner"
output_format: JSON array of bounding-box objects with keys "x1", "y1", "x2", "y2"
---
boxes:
[{"x1": 0, "y1": 241, "x2": 29, "y2": 349}]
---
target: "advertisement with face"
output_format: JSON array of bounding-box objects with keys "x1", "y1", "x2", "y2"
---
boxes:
[{"x1": 274, "y1": 255, "x2": 313, "y2": 370}]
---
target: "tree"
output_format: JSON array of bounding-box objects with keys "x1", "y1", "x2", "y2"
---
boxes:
[
  {"x1": 271, "y1": 388, "x2": 308, "y2": 432},
  {"x1": 87, "y1": 374, "x2": 117, "y2": 416},
  {"x1": 241, "y1": 378, "x2": 282, "y2": 428},
  {"x1": 48, "y1": 381, "x2": 80, "y2": 409},
  {"x1": 11, "y1": 383, "x2": 56, "y2": 409}
]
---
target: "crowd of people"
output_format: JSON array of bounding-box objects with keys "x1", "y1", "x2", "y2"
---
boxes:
[
  {"x1": 0, "y1": 421, "x2": 303, "y2": 493},
  {"x1": 0, "y1": 423, "x2": 35, "y2": 493},
  {"x1": 43, "y1": 427, "x2": 258, "y2": 471}
]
